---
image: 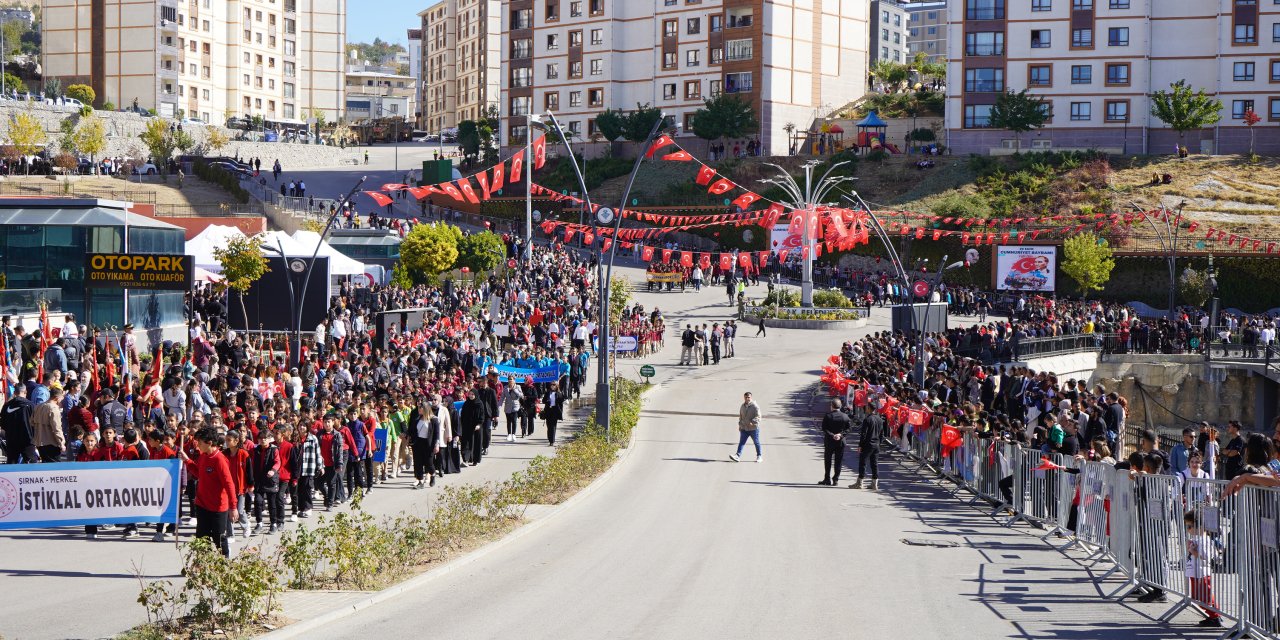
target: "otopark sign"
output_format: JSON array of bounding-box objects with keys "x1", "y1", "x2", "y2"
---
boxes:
[{"x1": 85, "y1": 254, "x2": 194, "y2": 290}]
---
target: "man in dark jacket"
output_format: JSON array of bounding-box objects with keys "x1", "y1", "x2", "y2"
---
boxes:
[
  {"x1": 2, "y1": 384, "x2": 36, "y2": 463},
  {"x1": 541, "y1": 382, "x2": 565, "y2": 446},
  {"x1": 460, "y1": 390, "x2": 487, "y2": 464},
  {"x1": 850, "y1": 397, "x2": 887, "y2": 490},
  {"x1": 818, "y1": 399, "x2": 853, "y2": 485},
  {"x1": 475, "y1": 376, "x2": 499, "y2": 456}
]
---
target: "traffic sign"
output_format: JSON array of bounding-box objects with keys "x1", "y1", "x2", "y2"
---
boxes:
[
  {"x1": 639, "y1": 364, "x2": 655, "y2": 378},
  {"x1": 912, "y1": 280, "x2": 930, "y2": 298}
]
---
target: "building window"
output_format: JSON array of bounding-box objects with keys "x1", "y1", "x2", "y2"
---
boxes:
[
  {"x1": 588, "y1": 88, "x2": 603, "y2": 107},
  {"x1": 687, "y1": 17, "x2": 700, "y2": 34},
  {"x1": 664, "y1": 19, "x2": 677, "y2": 38},
  {"x1": 1105, "y1": 62, "x2": 1129, "y2": 85},
  {"x1": 1071, "y1": 28, "x2": 1093, "y2": 48},
  {"x1": 710, "y1": 15, "x2": 722, "y2": 32},
  {"x1": 1032, "y1": 0, "x2": 1051, "y2": 10},
  {"x1": 1270, "y1": 97, "x2": 1280, "y2": 121},
  {"x1": 1235, "y1": 24, "x2": 1257, "y2": 44},
  {"x1": 725, "y1": 72, "x2": 753, "y2": 93},
  {"x1": 965, "y1": 31, "x2": 1004, "y2": 56},
  {"x1": 1109, "y1": 0, "x2": 1129, "y2": 7},
  {"x1": 1272, "y1": 59, "x2": 1280, "y2": 81},
  {"x1": 663, "y1": 52, "x2": 677, "y2": 69},
  {"x1": 726, "y1": 39, "x2": 752, "y2": 61},
  {"x1": 570, "y1": 61, "x2": 583, "y2": 77},
  {"x1": 511, "y1": 67, "x2": 532, "y2": 88},
  {"x1": 569, "y1": 91, "x2": 582, "y2": 107},
  {"x1": 685, "y1": 80, "x2": 700, "y2": 99},
  {"x1": 510, "y1": 96, "x2": 530, "y2": 116},
  {"x1": 510, "y1": 7, "x2": 531, "y2": 28},
  {"x1": 1071, "y1": 64, "x2": 1092, "y2": 84},
  {"x1": 964, "y1": 68, "x2": 1004, "y2": 92},
  {"x1": 570, "y1": 1, "x2": 581, "y2": 17},
  {"x1": 590, "y1": 0, "x2": 603, "y2": 15},
  {"x1": 545, "y1": 92, "x2": 559, "y2": 111},
  {"x1": 546, "y1": 63, "x2": 559, "y2": 79},
  {"x1": 663, "y1": 83, "x2": 676, "y2": 100},
  {"x1": 1108, "y1": 27, "x2": 1129, "y2": 46},
  {"x1": 963, "y1": 104, "x2": 993, "y2": 128},
  {"x1": 686, "y1": 49, "x2": 700, "y2": 66},
  {"x1": 545, "y1": 1, "x2": 558, "y2": 21},
  {"x1": 1233, "y1": 99, "x2": 1255, "y2": 119},
  {"x1": 1072, "y1": 0, "x2": 1093, "y2": 9},
  {"x1": 1028, "y1": 64, "x2": 1052, "y2": 86},
  {"x1": 546, "y1": 34, "x2": 560, "y2": 50},
  {"x1": 709, "y1": 79, "x2": 722, "y2": 96},
  {"x1": 1031, "y1": 30, "x2": 1051, "y2": 48},
  {"x1": 1105, "y1": 100, "x2": 1129, "y2": 122},
  {"x1": 569, "y1": 30, "x2": 582, "y2": 47},
  {"x1": 965, "y1": 0, "x2": 1004, "y2": 20},
  {"x1": 710, "y1": 47, "x2": 723, "y2": 64},
  {"x1": 1070, "y1": 102, "x2": 1091, "y2": 120},
  {"x1": 510, "y1": 125, "x2": 528, "y2": 144},
  {"x1": 591, "y1": 29, "x2": 602, "y2": 45},
  {"x1": 590, "y1": 59, "x2": 603, "y2": 75},
  {"x1": 1234, "y1": 61, "x2": 1256, "y2": 81},
  {"x1": 512, "y1": 39, "x2": 532, "y2": 59}
]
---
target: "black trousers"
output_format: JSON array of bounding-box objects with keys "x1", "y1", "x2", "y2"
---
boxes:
[
  {"x1": 296, "y1": 476, "x2": 314, "y2": 513},
  {"x1": 194, "y1": 505, "x2": 230, "y2": 557},
  {"x1": 857, "y1": 447, "x2": 879, "y2": 479},
  {"x1": 546, "y1": 418, "x2": 559, "y2": 446},
  {"x1": 469, "y1": 428, "x2": 484, "y2": 464},
  {"x1": 412, "y1": 441, "x2": 436, "y2": 480},
  {"x1": 345, "y1": 459, "x2": 364, "y2": 495},
  {"x1": 481, "y1": 420, "x2": 492, "y2": 451},
  {"x1": 253, "y1": 490, "x2": 283, "y2": 525},
  {"x1": 711, "y1": 344, "x2": 721, "y2": 364},
  {"x1": 999, "y1": 475, "x2": 1014, "y2": 504},
  {"x1": 756, "y1": 324, "x2": 767, "y2": 337},
  {"x1": 506, "y1": 412, "x2": 519, "y2": 435},
  {"x1": 37, "y1": 445, "x2": 62, "y2": 463},
  {"x1": 521, "y1": 410, "x2": 535, "y2": 436},
  {"x1": 823, "y1": 439, "x2": 844, "y2": 481},
  {"x1": 323, "y1": 465, "x2": 345, "y2": 506}
]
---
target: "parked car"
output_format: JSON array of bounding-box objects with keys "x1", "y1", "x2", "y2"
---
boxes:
[
  {"x1": 181, "y1": 117, "x2": 206, "y2": 126},
  {"x1": 132, "y1": 162, "x2": 158, "y2": 175},
  {"x1": 209, "y1": 161, "x2": 253, "y2": 178},
  {"x1": 61, "y1": 97, "x2": 84, "y2": 110}
]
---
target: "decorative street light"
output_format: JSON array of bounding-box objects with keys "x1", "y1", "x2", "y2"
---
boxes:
[{"x1": 757, "y1": 160, "x2": 855, "y2": 307}]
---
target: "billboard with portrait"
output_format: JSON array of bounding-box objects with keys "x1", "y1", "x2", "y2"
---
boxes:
[{"x1": 995, "y1": 246, "x2": 1056, "y2": 292}]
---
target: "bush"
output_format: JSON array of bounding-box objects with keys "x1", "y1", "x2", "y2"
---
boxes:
[
  {"x1": 193, "y1": 161, "x2": 251, "y2": 204},
  {"x1": 866, "y1": 149, "x2": 889, "y2": 163},
  {"x1": 908, "y1": 128, "x2": 936, "y2": 142},
  {"x1": 78, "y1": 104, "x2": 93, "y2": 117},
  {"x1": 763, "y1": 288, "x2": 801, "y2": 307},
  {"x1": 102, "y1": 101, "x2": 115, "y2": 111},
  {"x1": 136, "y1": 536, "x2": 282, "y2": 635},
  {"x1": 66, "y1": 84, "x2": 96, "y2": 105},
  {"x1": 928, "y1": 192, "x2": 992, "y2": 219},
  {"x1": 812, "y1": 288, "x2": 853, "y2": 308}
]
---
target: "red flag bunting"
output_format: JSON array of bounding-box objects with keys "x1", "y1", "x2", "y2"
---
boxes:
[
  {"x1": 662, "y1": 150, "x2": 693, "y2": 162},
  {"x1": 695, "y1": 165, "x2": 716, "y2": 186},
  {"x1": 364, "y1": 191, "x2": 394, "y2": 207},
  {"x1": 510, "y1": 149, "x2": 525, "y2": 183},
  {"x1": 646, "y1": 135, "x2": 674, "y2": 158},
  {"x1": 532, "y1": 135, "x2": 547, "y2": 169}
]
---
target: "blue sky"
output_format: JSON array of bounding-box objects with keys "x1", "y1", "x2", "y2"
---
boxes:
[{"x1": 347, "y1": 0, "x2": 420, "y2": 45}]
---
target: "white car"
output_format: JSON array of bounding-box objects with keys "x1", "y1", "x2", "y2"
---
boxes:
[
  {"x1": 132, "y1": 162, "x2": 159, "y2": 175},
  {"x1": 181, "y1": 117, "x2": 206, "y2": 126},
  {"x1": 62, "y1": 97, "x2": 84, "y2": 109}
]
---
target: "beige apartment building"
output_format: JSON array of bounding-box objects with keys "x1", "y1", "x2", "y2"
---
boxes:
[
  {"x1": 499, "y1": 0, "x2": 869, "y2": 157},
  {"x1": 41, "y1": 0, "x2": 347, "y2": 125},
  {"x1": 947, "y1": 0, "x2": 1280, "y2": 155},
  {"x1": 905, "y1": 1, "x2": 946, "y2": 62},
  {"x1": 417, "y1": 0, "x2": 500, "y2": 133}
]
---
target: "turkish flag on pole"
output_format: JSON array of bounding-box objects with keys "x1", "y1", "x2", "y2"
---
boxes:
[
  {"x1": 641, "y1": 245, "x2": 655, "y2": 261},
  {"x1": 679, "y1": 251, "x2": 693, "y2": 267},
  {"x1": 738, "y1": 253, "x2": 751, "y2": 268},
  {"x1": 661, "y1": 248, "x2": 673, "y2": 262},
  {"x1": 407, "y1": 187, "x2": 431, "y2": 200},
  {"x1": 475, "y1": 172, "x2": 491, "y2": 200},
  {"x1": 708, "y1": 178, "x2": 735, "y2": 195},
  {"x1": 719, "y1": 253, "x2": 733, "y2": 270},
  {"x1": 364, "y1": 191, "x2": 394, "y2": 206},
  {"x1": 582, "y1": 232, "x2": 595, "y2": 246},
  {"x1": 601, "y1": 238, "x2": 612, "y2": 252},
  {"x1": 940, "y1": 424, "x2": 963, "y2": 457},
  {"x1": 699, "y1": 253, "x2": 712, "y2": 269},
  {"x1": 457, "y1": 179, "x2": 481, "y2": 204},
  {"x1": 532, "y1": 135, "x2": 547, "y2": 169},
  {"x1": 510, "y1": 149, "x2": 525, "y2": 183},
  {"x1": 695, "y1": 164, "x2": 717, "y2": 185},
  {"x1": 646, "y1": 134, "x2": 674, "y2": 158},
  {"x1": 490, "y1": 162, "x2": 505, "y2": 192},
  {"x1": 758, "y1": 251, "x2": 770, "y2": 269}
]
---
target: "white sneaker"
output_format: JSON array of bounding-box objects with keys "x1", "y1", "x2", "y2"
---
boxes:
[
  {"x1": 226, "y1": 534, "x2": 236, "y2": 544},
  {"x1": 729, "y1": 454, "x2": 740, "y2": 462},
  {"x1": 289, "y1": 514, "x2": 298, "y2": 522},
  {"x1": 184, "y1": 517, "x2": 196, "y2": 527},
  {"x1": 756, "y1": 456, "x2": 763, "y2": 463},
  {"x1": 507, "y1": 434, "x2": 515, "y2": 443}
]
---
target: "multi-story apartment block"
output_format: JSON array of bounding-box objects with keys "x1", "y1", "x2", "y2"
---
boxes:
[
  {"x1": 905, "y1": 1, "x2": 947, "y2": 62},
  {"x1": 946, "y1": 0, "x2": 1280, "y2": 155},
  {"x1": 416, "y1": 0, "x2": 499, "y2": 134},
  {"x1": 499, "y1": 0, "x2": 868, "y2": 157},
  {"x1": 872, "y1": 0, "x2": 909, "y2": 63},
  {"x1": 345, "y1": 66, "x2": 418, "y2": 121},
  {"x1": 41, "y1": 0, "x2": 346, "y2": 124}
]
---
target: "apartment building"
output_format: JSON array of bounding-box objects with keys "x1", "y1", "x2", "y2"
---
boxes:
[
  {"x1": 946, "y1": 0, "x2": 1280, "y2": 155},
  {"x1": 41, "y1": 0, "x2": 346, "y2": 124},
  {"x1": 499, "y1": 0, "x2": 869, "y2": 157},
  {"x1": 416, "y1": 0, "x2": 500, "y2": 133},
  {"x1": 345, "y1": 66, "x2": 417, "y2": 121},
  {"x1": 872, "y1": 0, "x2": 908, "y2": 63},
  {"x1": 905, "y1": 1, "x2": 946, "y2": 62}
]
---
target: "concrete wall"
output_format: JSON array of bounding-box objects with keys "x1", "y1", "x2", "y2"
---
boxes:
[{"x1": 1090, "y1": 355, "x2": 1278, "y2": 433}]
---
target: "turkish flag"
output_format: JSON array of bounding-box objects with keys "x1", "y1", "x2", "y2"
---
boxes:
[
  {"x1": 541, "y1": 221, "x2": 558, "y2": 234},
  {"x1": 510, "y1": 150, "x2": 525, "y2": 183},
  {"x1": 738, "y1": 253, "x2": 751, "y2": 268},
  {"x1": 532, "y1": 135, "x2": 547, "y2": 169},
  {"x1": 641, "y1": 245, "x2": 655, "y2": 261},
  {"x1": 853, "y1": 388, "x2": 868, "y2": 407},
  {"x1": 907, "y1": 409, "x2": 928, "y2": 427},
  {"x1": 941, "y1": 425, "x2": 963, "y2": 457},
  {"x1": 778, "y1": 249, "x2": 790, "y2": 262},
  {"x1": 441, "y1": 182, "x2": 464, "y2": 202},
  {"x1": 719, "y1": 253, "x2": 733, "y2": 270},
  {"x1": 457, "y1": 179, "x2": 481, "y2": 204},
  {"x1": 732, "y1": 192, "x2": 761, "y2": 210},
  {"x1": 646, "y1": 134, "x2": 674, "y2": 158},
  {"x1": 475, "y1": 172, "x2": 491, "y2": 200},
  {"x1": 564, "y1": 228, "x2": 577, "y2": 243},
  {"x1": 708, "y1": 178, "x2": 734, "y2": 195},
  {"x1": 758, "y1": 251, "x2": 769, "y2": 269},
  {"x1": 601, "y1": 238, "x2": 612, "y2": 252},
  {"x1": 380, "y1": 183, "x2": 408, "y2": 192},
  {"x1": 661, "y1": 248, "x2": 673, "y2": 262},
  {"x1": 406, "y1": 187, "x2": 431, "y2": 200},
  {"x1": 695, "y1": 164, "x2": 717, "y2": 185},
  {"x1": 699, "y1": 253, "x2": 712, "y2": 269},
  {"x1": 582, "y1": 232, "x2": 595, "y2": 245},
  {"x1": 364, "y1": 191, "x2": 394, "y2": 207},
  {"x1": 662, "y1": 150, "x2": 693, "y2": 162},
  {"x1": 679, "y1": 251, "x2": 693, "y2": 267},
  {"x1": 491, "y1": 162, "x2": 505, "y2": 192}
]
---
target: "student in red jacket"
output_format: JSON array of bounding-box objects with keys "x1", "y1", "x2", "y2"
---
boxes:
[
  {"x1": 180, "y1": 427, "x2": 237, "y2": 557},
  {"x1": 224, "y1": 430, "x2": 254, "y2": 540},
  {"x1": 274, "y1": 424, "x2": 296, "y2": 521},
  {"x1": 147, "y1": 430, "x2": 178, "y2": 541},
  {"x1": 77, "y1": 431, "x2": 104, "y2": 539}
]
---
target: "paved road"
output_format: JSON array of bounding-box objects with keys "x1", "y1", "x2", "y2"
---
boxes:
[{"x1": 308, "y1": 280, "x2": 1223, "y2": 640}]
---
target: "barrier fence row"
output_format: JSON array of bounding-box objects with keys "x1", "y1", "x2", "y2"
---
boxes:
[{"x1": 889, "y1": 422, "x2": 1280, "y2": 639}]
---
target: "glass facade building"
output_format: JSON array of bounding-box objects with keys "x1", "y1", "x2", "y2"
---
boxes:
[{"x1": 0, "y1": 199, "x2": 187, "y2": 329}]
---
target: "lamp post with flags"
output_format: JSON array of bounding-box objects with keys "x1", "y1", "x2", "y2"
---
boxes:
[{"x1": 757, "y1": 161, "x2": 855, "y2": 307}]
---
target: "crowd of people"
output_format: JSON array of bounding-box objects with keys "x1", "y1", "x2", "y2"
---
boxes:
[{"x1": 0, "y1": 239, "x2": 602, "y2": 556}]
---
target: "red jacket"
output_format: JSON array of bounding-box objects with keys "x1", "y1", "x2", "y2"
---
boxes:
[
  {"x1": 151, "y1": 444, "x2": 177, "y2": 460},
  {"x1": 194, "y1": 449, "x2": 237, "y2": 512},
  {"x1": 276, "y1": 439, "x2": 294, "y2": 482},
  {"x1": 225, "y1": 447, "x2": 253, "y2": 495}
]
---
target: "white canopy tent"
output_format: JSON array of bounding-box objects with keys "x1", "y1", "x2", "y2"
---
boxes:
[
  {"x1": 186, "y1": 225, "x2": 248, "y2": 272},
  {"x1": 289, "y1": 230, "x2": 368, "y2": 277},
  {"x1": 186, "y1": 226, "x2": 367, "y2": 277}
]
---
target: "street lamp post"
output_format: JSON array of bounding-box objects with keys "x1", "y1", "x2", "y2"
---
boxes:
[
  {"x1": 524, "y1": 113, "x2": 544, "y2": 261},
  {"x1": 1133, "y1": 202, "x2": 1182, "y2": 320},
  {"x1": 290, "y1": 176, "x2": 368, "y2": 366},
  {"x1": 757, "y1": 161, "x2": 855, "y2": 307}
]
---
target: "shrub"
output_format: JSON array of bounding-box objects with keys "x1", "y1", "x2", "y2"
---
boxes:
[
  {"x1": 66, "y1": 84, "x2": 96, "y2": 105},
  {"x1": 136, "y1": 536, "x2": 282, "y2": 635},
  {"x1": 193, "y1": 161, "x2": 251, "y2": 204},
  {"x1": 866, "y1": 149, "x2": 889, "y2": 162},
  {"x1": 102, "y1": 101, "x2": 115, "y2": 111},
  {"x1": 908, "y1": 128, "x2": 936, "y2": 142},
  {"x1": 763, "y1": 288, "x2": 801, "y2": 307},
  {"x1": 812, "y1": 288, "x2": 853, "y2": 308},
  {"x1": 928, "y1": 192, "x2": 992, "y2": 219}
]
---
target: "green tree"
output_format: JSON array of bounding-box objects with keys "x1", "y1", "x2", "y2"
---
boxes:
[
  {"x1": 345, "y1": 38, "x2": 405, "y2": 65},
  {"x1": 594, "y1": 109, "x2": 626, "y2": 142},
  {"x1": 213, "y1": 235, "x2": 270, "y2": 330},
  {"x1": 42, "y1": 77, "x2": 61, "y2": 100},
  {"x1": 1062, "y1": 232, "x2": 1115, "y2": 297},
  {"x1": 1150, "y1": 80, "x2": 1223, "y2": 145},
  {"x1": 457, "y1": 119, "x2": 481, "y2": 161},
  {"x1": 7, "y1": 110, "x2": 47, "y2": 175},
  {"x1": 2, "y1": 72, "x2": 27, "y2": 94},
  {"x1": 58, "y1": 116, "x2": 78, "y2": 154},
  {"x1": 398, "y1": 223, "x2": 462, "y2": 284},
  {"x1": 1, "y1": 21, "x2": 24, "y2": 58},
  {"x1": 988, "y1": 89, "x2": 1049, "y2": 151},
  {"x1": 869, "y1": 59, "x2": 910, "y2": 93},
  {"x1": 138, "y1": 118, "x2": 192, "y2": 173},
  {"x1": 1178, "y1": 266, "x2": 1211, "y2": 308},
  {"x1": 690, "y1": 94, "x2": 759, "y2": 143},
  {"x1": 204, "y1": 127, "x2": 230, "y2": 155},
  {"x1": 624, "y1": 103, "x2": 664, "y2": 143},
  {"x1": 74, "y1": 114, "x2": 107, "y2": 171},
  {"x1": 454, "y1": 231, "x2": 506, "y2": 273},
  {"x1": 65, "y1": 83, "x2": 96, "y2": 105}
]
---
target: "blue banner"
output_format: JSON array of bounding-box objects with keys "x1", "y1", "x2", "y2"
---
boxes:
[
  {"x1": 493, "y1": 363, "x2": 562, "y2": 383},
  {"x1": 372, "y1": 428, "x2": 388, "y2": 463},
  {"x1": 0, "y1": 459, "x2": 182, "y2": 529}
]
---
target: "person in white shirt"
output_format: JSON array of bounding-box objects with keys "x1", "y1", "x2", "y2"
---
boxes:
[
  {"x1": 572, "y1": 323, "x2": 589, "y2": 350},
  {"x1": 61, "y1": 314, "x2": 79, "y2": 339},
  {"x1": 314, "y1": 320, "x2": 327, "y2": 356},
  {"x1": 691, "y1": 266, "x2": 704, "y2": 291}
]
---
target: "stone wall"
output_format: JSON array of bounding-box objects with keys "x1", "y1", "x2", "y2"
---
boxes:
[
  {"x1": 1089, "y1": 355, "x2": 1274, "y2": 432},
  {"x1": 0, "y1": 102, "x2": 359, "y2": 168}
]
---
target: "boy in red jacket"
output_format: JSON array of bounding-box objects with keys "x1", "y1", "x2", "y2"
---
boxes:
[
  {"x1": 180, "y1": 427, "x2": 237, "y2": 557},
  {"x1": 224, "y1": 430, "x2": 254, "y2": 540}
]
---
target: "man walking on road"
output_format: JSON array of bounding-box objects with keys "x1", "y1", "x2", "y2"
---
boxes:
[
  {"x1": 850, "y1": 397, "x2": 886, "y2": 489},
  {"x1": 730, "y1": 391, "x2": 762, "y2": 462},
  {"x1": 818, "y1": 399, "x2": 852, "y2": 485},
  {"x1": 756, "y1": 316, "x2": 767, "y2": 337}
]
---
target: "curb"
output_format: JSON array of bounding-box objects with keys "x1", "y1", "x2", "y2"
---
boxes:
[{"x1": 257, "y1": 395, "x2": 648, "y2": 640}]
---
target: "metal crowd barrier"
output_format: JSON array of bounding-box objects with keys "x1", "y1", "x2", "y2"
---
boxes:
[{"x1": 887, "y1": 412, "x2": 1280, "y2": 637}]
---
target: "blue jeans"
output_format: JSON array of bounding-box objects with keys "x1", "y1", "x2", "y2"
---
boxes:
[{"x1": 736, "y1": 429, "x2": 761, "y2": 457}]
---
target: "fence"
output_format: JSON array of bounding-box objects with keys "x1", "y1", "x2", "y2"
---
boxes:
[{"x1": 892, "y1": 423, "x2": 1280, "y2": 638}]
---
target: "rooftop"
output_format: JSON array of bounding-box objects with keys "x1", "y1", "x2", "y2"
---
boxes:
[{"x1": 0, "y1": 198, "x2": 184, "y2": 230}]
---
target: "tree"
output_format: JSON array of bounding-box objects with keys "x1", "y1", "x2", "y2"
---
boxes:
[
  {"x1": 1, "y1": 21, "x2": 24, "y2": 58},
  {"x1": 398, "y1": 223, "x2": 461, "y2": 284},
  {"x1": 74, "y1": 114, "x2": 107, "y2": 171},
  {"x1": 42, "y1": 77, "x2": 61, "y2": 100},
  {"x1": 1243, "y1": 108, "x2": 1262, "y2": 156},
  {"x1": 1178, "y1": 266, "x2": 1211, "y2": 308},
  {"x1": 593, "y1": 109, "x2": 626, "y2": 143},
  {"x1": 7, "y1": 111, "x2": 46, "y2": 175},
  {"x1": 58, "y1": 116, "x2": 78, "y2": 154},
  {"x1": 454, "y1": 231, "x2": 505, "y2": 273},
  {"x1": 213, "y1": 235, "x2": 270, "y2": 330},
  {"x1": 204, "y1": 127, "x2": 230, "y2": 155},
  {"x1": 1062, "y1": 232, "x2": 1115, "y2": 297},
  {"x1": 1150, "y1": 80, "x2": 1223, "y2": 145},
  {"x1": 2, "y1": 72, "x2": 27, "y2": 94},
  {"x1": 457, "y1": 119, "x2": 481, "y2": 162},
  {"x1": 65, "y1": 84, "x2": 95, "y2": 105},
  {"x1": 624, "y1": 103, "x2": 664, "y2": 142},
  {"x1": 690, "y1": 94, "x2": 759, "y2": 143},
  {"x1": 138, "y1": 118, "x2": 191, "y2": 173},
  {"x1": 988, "y1": 89, "x2": 1049, "y2": 151},
  {"x1": 869, "y1": 59, "x2": 910, "y2": 93}
]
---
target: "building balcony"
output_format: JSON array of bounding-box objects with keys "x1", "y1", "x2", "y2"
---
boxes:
[{"x1": 158, "y1": 65, "x2": 179, "y2": 79}]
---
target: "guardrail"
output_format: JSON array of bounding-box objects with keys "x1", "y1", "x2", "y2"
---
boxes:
[{"x1": 953, "y1": 332, "x2": 1113, "y2": 363}]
